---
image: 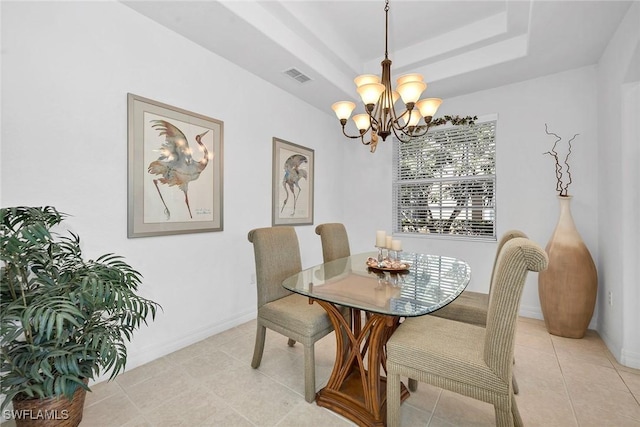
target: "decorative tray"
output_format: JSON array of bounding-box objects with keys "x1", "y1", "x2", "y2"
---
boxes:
[{"x1": 366, "y1": 257, "x2": 411, "y2": 271}]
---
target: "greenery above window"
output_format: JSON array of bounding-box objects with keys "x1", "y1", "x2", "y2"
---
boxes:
[{"x1": 393, "y1": 120, "x2": 496, "y2": 239}]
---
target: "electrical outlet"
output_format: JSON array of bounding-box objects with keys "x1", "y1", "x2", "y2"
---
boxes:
[{"x1": 608, "y1": 291, "x2": 613, "y2": 306}]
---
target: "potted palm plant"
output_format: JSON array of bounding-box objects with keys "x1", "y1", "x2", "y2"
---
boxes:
[{"x1": 1, "y1": 206, "x2": 160, "y2": 426}]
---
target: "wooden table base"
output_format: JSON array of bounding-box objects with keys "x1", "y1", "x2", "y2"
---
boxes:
[{"x1": 313, "y1": 301, "x2": 410, "y2": 427}]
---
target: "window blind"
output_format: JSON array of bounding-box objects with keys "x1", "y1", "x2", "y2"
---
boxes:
[{"x1": 392, "y1": 120, "x2": 497, "y2": 239}]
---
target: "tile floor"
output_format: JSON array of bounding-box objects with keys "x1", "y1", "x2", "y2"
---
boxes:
[{"x1": 3, "y1": 317, "x2": 639, "y2": 426}]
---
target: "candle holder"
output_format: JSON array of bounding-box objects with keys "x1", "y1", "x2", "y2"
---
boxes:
[
  {"x1": 388, "y1": 272, "x2": 398, "y2": 287},
  {"x1": 375, "y1": 246, "x2": 385, "y2": 263},
  {"x1": 392, "y1": 249, "x2": 403, "y2": 262}
]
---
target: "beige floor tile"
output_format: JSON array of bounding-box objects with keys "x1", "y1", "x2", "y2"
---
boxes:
[
  {"x1": 513, "y1": 345, "x2": 566, "y2": 392},
  {"x1": 140, "y1": 384, "x2": 250, "y2": 427},
  {"x1": 572, "y1": 401, "x2": 640, "y2": 427},
  {"x1": 206, "y1": 322, "x2": 255, "y2": 348},
  {"x1": 249, "y1": 346, "x2": 311, "y2": 396},
  {"x1": 216, "y1": 368, "x2": 306, "y2": 426},
  {"x1": 620, "y1": 370, "x2": 640, "y2": 398},
  {"x1": 403, "y1": 380, "x2": 441, "y2": 414},
  {"x1": 84, "y1": 378, "x2": 124, "y2": 408},
  {"x1": 561, "y1": 359, "x2": 630, "y2": 392},
  {"x1": 431, "y1": 390, "x2": 495, "y2": 427},
  {"x1": 120, "y1": 366, "x2": 198, "y2": 412},
  {"x1": 232, "y1": 318, "x2": 257, "y2": 334},
  {"x1": 552, "y1": 332, "x2": 615, "y2": 368},
  {"x1": 566, "y1": 381, "x2": 640, "y2": 421},
  {"x1": 515, "y1": 328, "x2": 555, "y2": 354},
  {"x1": 119, "y1": 416, "x2": 153, "y2": 427},
  {"x1": 121, "y1": 417, "x2": 153, "y2": 427},
  {"x1": 516, "y1": 317, "x2": 552, "y2": 337},
  {"x1": 81, "y1": 393, "x2": 143, "y2": 426},
  {"x1": 115, "y1": 357, "x2": 174, "y2": 389},
  {"x1": 162, "y1": 337, "x2": 217, "y2": 365},
  {"x1": 181, "y1": 349, "x2": 245, "y2": 384},
  {"x1": 398, "y1": 404, "x2": 431, "y2": 426},
  {"x1": 515, "y1": 387, "x2": 577, "y2": 426},
  {"x1": 277, "y1": 400, "x2": 355, "y2": 426},
  {"x1": 428, "y1": 415, "x2": 459, "y2": 427},
  {"x1": 5, "y1": 317, "x2": 639, "y2": 427}
]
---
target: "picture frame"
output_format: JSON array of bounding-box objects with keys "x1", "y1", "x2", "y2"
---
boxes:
[
  {"x1": 272, "y1": 137, "x2": 314, "y2": 226},
  {"x1": 127, "y1": 93, "x2": 223, "y2": 238}
]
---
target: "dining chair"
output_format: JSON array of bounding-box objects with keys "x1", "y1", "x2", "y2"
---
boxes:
[
  {"x1": 247, "y1": 226, "x2": 335, "y2": 402},
  {"x1": 430, "y1": 230, "x2": 528, "y2": 326},
  {"x1": 314, "y1": 223, "x2": 351, "y2": 263},
  {"x1": 314, "y1": 222, "x2": 354, "y2": 360},
  {"x1": 386, "y1": 237, "x2": 548, "y2": 427},
  {"x1": 424, "y1": 229, "x2": 528, "y2": 395}
]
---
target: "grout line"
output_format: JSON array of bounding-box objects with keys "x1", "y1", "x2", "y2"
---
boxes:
[
  {"x1": 425, "y1": 388, "x2": 442, "y2": 426},
  {"x1": 550, "y1": 337, "x2": 580, "y2": 426}
]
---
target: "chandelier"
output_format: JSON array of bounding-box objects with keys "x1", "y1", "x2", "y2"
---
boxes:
[{"x1": 331, "y1": 0, "x2": 475, "y2": 152}]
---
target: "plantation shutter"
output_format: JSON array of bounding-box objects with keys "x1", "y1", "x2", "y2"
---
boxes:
[{"x1": 392, "y1": 120, "x2": 497, "y2": 239}]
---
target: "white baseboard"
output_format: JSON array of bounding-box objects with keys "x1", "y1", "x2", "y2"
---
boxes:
[
  {"x1": 518, "y1": 304, "x2": 544, "y2": 321},
  {"x1": 91, "y1": 309, "x2": 256, "y2": 386},
  {"x1": 621, "y1": 348, "x2": 640, "y2": 369}
]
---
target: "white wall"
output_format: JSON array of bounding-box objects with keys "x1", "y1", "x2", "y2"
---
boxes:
[
  {"x1": 596, "y1": 2, "x2": 640, "y2": 368},
  {"x1": 343, "y1": 66, "x2": 601, "y2": 326},
  {"x1": 2, "y1": 0, "x2": 637, "y2": 376},
  {"x1": 0, "y1": 1, "x2": 346, "y2": 374}
]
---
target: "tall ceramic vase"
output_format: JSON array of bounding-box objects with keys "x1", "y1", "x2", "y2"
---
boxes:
[{"x1": 538, "y1": 196, "x2": 597, "y2": 338}]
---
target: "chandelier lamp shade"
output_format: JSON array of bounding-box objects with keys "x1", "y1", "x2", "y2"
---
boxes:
[{"x1": 331, "y1": 0, "x2": 476, "y2": 152}]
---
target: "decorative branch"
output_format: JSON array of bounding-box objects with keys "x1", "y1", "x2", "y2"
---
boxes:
[{"x1": 543, "y1": 123, "x2": 579, "y2": 196}]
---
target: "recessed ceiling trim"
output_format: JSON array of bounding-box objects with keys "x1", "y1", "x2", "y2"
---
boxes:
[
  {"x1": 388, "y1": 12, "x2": 509, "y2": 70},
  {"x1": 417, "y1": 34, "x2": 529, "y2": 83}
]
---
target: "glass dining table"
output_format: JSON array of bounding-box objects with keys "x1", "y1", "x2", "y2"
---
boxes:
[{"x1": 282, "y1": 251, "x2": 471, "y2": 427}]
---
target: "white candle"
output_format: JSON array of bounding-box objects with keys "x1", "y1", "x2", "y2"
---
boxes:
[
  {"x1": 385, "y1": 236, "x2": 392, "y2": 249},
  {"x1": 391, "y1": 239, "x2": 402, "y2": 251},
  {"x1": 376, "y1": 230, "x2": 386, "y2": 247}
]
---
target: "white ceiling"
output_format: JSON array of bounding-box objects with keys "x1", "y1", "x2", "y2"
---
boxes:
[{"x1": 122, "y1": 1, "x2": 633, "y2": 115}]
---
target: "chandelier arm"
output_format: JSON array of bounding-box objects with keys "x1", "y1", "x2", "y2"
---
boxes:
[
  {"x1": 390, "y1": 108, "x2": 413, "y2": 133},
  {"x1": 390, "y1": 121, "x2": 418, "y2": 142},
  {"x1": 367, "y1": 106, "x2": 382, "y2": 134},
  {"x1": 338, "y1": 120, "x2": 370, "y2": 141},
  {"x1": 340, "y1": 126, "x2": 369, "y2": 141}
]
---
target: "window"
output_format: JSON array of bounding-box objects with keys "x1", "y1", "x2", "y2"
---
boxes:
[{"x1": 392, "y1": 119, "x2": 496, "y2": 239}]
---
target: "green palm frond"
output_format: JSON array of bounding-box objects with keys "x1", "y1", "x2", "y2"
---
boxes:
[{"x1": 0, "y1": 206, "x2": 161, "y2": 409}]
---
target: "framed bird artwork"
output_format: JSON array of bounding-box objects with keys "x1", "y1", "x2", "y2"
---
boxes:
[
  {"x1": 127, "y1": 93, "x2": 224, "y2": 237},
  {"x1": 272, "y1": 137, "x2": 314, "y2": 226}
]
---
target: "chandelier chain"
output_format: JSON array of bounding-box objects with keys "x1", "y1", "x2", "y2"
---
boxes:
[{"x1": 384, "y1": 0, "x2": 389, "y2": 60}]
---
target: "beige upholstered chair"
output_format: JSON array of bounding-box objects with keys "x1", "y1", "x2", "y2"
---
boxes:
[
  {"x1": 248, "y1": 226, "x2": 335, "y2": 402},
  {"x1": 386, "y1": 237, "x2": 548, "y2": 427},
  {"x1": 425, "y1": 230, "x2": 528, "y2": 395},
  {"x1": 315, "y1": 223, "x2": 351, "y2": 263},
  {"x1": 430, "y1": 230, "x2": 528, "y2": 326}
]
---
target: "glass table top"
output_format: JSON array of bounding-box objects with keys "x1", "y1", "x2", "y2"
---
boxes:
[{"x1": 282, "y1": 252, "x2": 471, "y2": 317}]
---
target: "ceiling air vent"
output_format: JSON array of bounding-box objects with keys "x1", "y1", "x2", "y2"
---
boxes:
[{"x1": 284, "y1": 68, "x2": 312, "y2": 84}]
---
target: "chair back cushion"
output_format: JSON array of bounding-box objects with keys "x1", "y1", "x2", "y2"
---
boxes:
[
  {"x1": 315, "y1": 223, "x2": 351, "y2": 263},
  {"x1": 484, "y1": 237, "x2": 548, "y2": 381},
  {"x1": 248, "y1": 227, "x2": 302, "y2": 307},
  {"x1": 489, "y1": 230, "x2": 528, "y2": 288}
]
